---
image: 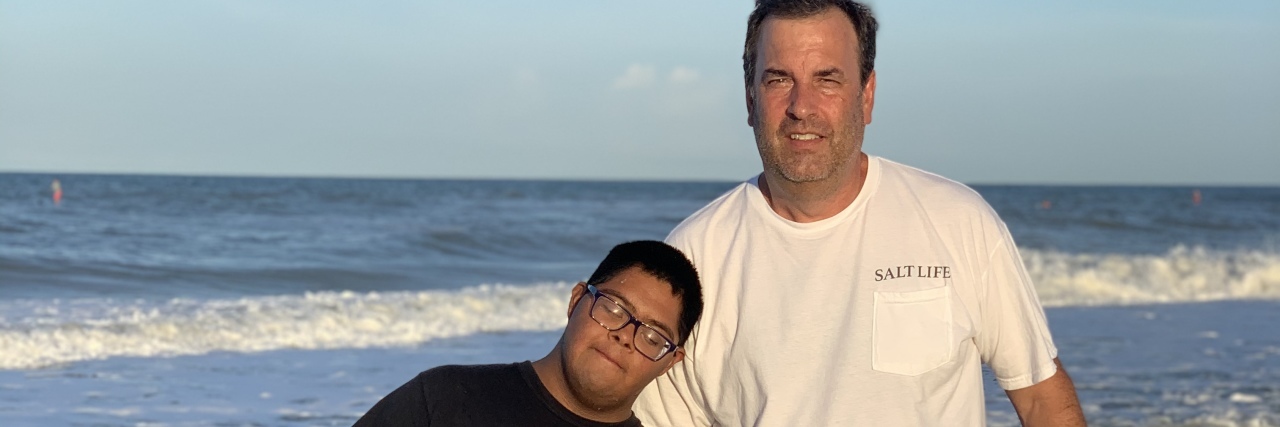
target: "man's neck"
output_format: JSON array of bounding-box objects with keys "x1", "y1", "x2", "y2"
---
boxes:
[
  {"x1": 531, "y1": 353, "x2": 633, "y2": 423},
  {"x1": 760, "y1": 152, "x2": 869, "y2": 223}
]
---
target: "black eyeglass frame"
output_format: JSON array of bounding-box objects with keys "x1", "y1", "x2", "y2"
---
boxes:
[{"x1": 584, "y1": 284, "x2": 679, "y2": 362}]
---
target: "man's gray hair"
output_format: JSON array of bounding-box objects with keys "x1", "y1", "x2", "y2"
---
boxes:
[{"x1": 742, "y1": 0, "x2": 878, "y2": 91}]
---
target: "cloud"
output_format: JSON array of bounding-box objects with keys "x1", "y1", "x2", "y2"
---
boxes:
[
  {"x1": 658, "y1": 78, "x2": 732, "y2": 118},
  {"x1": 613, "y1": 64, "x2": 657, "y2": 89},
  {"x1": 669, "y1": 66, "x2": 700, "y2": 84}
]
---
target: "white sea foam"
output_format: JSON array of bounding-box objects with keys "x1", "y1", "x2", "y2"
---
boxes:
[
  {"x1": 3, "y1": 246, "x2": 1279, "y2": 370},
  {"x1": 1025, "y1": 246, "x2": 1280, "y2": 307},
  {"x1": 0, "y1": 282, "x2": 574, "y2": 370}
]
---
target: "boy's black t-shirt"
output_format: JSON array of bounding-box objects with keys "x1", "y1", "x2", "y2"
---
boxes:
[{"x1": 353, "y1": 361, "x2": 642, "y2": 427}]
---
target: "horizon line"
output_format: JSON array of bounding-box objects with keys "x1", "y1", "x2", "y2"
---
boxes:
[{"x1": 3, "y1": 169, "x2": 1277, "y2": 188}]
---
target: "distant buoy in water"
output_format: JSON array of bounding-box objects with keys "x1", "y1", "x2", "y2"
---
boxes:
[
  {"x1": 1192, "y1": 189, "x2": 1202, "y2": 206},
  {"x1": 51, "y1": 179, "x2": 62, "y2": 205},
  {"x1": 1039, "y1": 200, "x2": 1051, "y2": 210}
]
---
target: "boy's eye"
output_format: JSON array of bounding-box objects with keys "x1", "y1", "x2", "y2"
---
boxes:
[{"x1": 641, "y1": 330, "x2": 664, "y2": 346}]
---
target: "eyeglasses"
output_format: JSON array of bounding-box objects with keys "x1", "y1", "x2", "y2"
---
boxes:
[{"x1": 585, "y1": 284, "x2": 678, "y2": 362}]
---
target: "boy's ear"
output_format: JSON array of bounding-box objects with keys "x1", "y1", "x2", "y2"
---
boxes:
[
  {"x1": 567, "y1": 282, "x2": 588, "y2": 318},
  {"x1": 660, "y1": 348, "x2": 686, "y2": 375}
]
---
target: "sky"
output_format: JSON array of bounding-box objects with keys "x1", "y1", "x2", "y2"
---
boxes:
[{"x1": 2, "y1": 0, "x2": 1277, "y2": 185}]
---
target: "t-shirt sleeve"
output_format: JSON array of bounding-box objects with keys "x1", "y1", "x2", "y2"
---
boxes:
[
  {"x1": 352, "y1": 373, "x2": 431, "y2": 427},
  {"x1": 974, "y1": 220, "x2": 1059, "y2": 391}
]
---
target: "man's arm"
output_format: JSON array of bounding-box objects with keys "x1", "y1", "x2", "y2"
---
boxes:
[{"x1": 1005, "y1": 358, "x2": 1086, "y2": 427}]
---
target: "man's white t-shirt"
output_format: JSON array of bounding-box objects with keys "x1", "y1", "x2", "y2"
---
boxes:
[{"x1": 635, "y1": 156, "x2": 1059, "y2": 426}]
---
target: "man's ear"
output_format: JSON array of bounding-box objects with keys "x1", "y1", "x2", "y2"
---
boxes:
[
  {"x1": 861, "y1": 70, "x2": 876, "y2": 125},
  {"x1": 660, "y1": 348, "x2": 686, "y2": 375},
  {"x1": 746, "y1": 89, "x2": 757, "y2": 127},
  {"x1": 567, "y1": 282, "x2": 588, "y2": 319}
]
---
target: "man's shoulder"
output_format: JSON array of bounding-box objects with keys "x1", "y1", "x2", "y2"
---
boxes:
[
  {"x1": 414, "y1": 363, "x2": 533, "y2": 412},
  {"x1": 874, "y1": 156, "x2": 993, "y2": 212},
  {"x1": 356, "y1": 364, "x2": 519, "y2": 427},
  {"x1": 419, "y1": 362, "x2": 521, "y2": 386}
]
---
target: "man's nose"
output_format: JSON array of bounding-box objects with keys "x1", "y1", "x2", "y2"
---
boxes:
[
  {"x1": 786, "y1": 82, "x2": 818, "y2": 121},
  {"x1": 609, "y1": 324, "x2": 635, "y2": 350}
]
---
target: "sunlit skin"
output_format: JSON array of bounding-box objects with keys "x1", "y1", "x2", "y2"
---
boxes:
[
  {"x1": 747, "y1": 7, "x2": 876, "y2": 223},
  {"x1": 531, "y1": 267, "x2": 686, "y2": 423}
]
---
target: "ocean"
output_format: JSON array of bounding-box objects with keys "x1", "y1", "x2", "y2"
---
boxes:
[{"x1": 2, "y1": 173, "x2": 1278, "y2": 426}]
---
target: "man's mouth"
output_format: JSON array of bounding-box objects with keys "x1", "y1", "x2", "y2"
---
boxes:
[
  {"x1": 594, "y1": 348, "x2": 623, "y2": 370},
  {"x1": 790, "y1": 133, "x2": 821, "y2": 141}
]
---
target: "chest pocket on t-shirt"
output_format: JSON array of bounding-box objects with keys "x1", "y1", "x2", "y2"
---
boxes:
[{"x1": 871, "y1": 283, "x2": 954, "y2": 376}]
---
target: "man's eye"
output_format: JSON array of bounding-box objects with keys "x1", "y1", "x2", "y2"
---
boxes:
[{"x1": 642, "y1": 331, "x2": 664, "y2": 346}]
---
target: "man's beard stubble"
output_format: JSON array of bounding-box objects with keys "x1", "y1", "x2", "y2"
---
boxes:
[{"x1": 754, "y1": 95, "x2": 865, "y2": 184}]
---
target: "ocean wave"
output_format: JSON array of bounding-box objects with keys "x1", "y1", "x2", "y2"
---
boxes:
[
  {"x1": 0, "y1": 282, "x2": 574, "y2": 370},
  {"x1": 1025, "y1": 246, "x2": 1280, "y2": 307},
  {"x1": 3, "y1": 247, "x2": 1279, "y2": 370}
]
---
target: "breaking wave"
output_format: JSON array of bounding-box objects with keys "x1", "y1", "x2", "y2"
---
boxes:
[
  {"x1": 0, "y1": 282, "x2": 573, "y2": 370},
  {"x1": 3, "y1": 246, "x2": 1279, "y2": 370}
]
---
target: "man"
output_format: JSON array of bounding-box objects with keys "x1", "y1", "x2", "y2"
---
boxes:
[
  {"x1": 634, "y1": 1, "x2": 1086, "y2": 426},
  {"x1": 355, "y1": 240, "x2": 703, "y2": 426}
]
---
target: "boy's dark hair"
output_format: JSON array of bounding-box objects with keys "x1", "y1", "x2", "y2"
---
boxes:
[
  {"x1": 587, "y1": 240, "x2": 703, "y2": 345},
  {"x1": 743, "y1": 0, "x2": 878, "y2": 90}
]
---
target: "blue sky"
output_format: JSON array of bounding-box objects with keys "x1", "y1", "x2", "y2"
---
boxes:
[{"x1": 2, "y1": 0, "x2": 1277, "y2": 184}]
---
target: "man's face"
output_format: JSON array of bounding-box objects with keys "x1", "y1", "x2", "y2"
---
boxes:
[
  {"x1": 559, "y1": 267, "x2": 685, "y2": 410},
  {"x1": 748, "y1": 7, "x2": 876, "y2": 184}
]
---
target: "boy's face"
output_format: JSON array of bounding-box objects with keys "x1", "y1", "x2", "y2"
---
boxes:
[{"x1": 558, "y1": 266, "x2": 685, "y2": 410}]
